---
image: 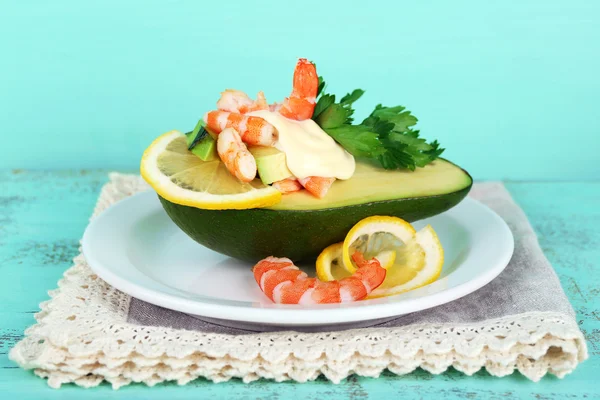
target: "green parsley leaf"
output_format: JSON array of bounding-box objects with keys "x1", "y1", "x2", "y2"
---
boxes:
[
  {"x1": 340, "y1": 89, "x2": 365, "y2": 105},
  {"x1": 362, "y1": 105, "x2": 444, "y2": 168},
  {"x1": 312, "y1": 93, "x2": 335, "y2": 120},
  {"x1": 314, "y1": 103, "x2": 352, "y2": 129},
  {"x1": 424, "y1": 140, "x2": 445, "y2": 161},
  {"x1": 369, "y1": 117, "x2": 395, "y2": 136},
  {"x1": 311, "y1": 73, "x2": 444, "y2": 170},
  {"x1": 313, "y1": 80, "x2": 364, "y2": 128},
  {"x1": 363, "y1": 104, "x2": 418, "y2": 132},
  {"x1": 317, "y1": 76, "x2": 326, "y2": 97},
  {"x1": 324, "y1": 125, "x2": 385, "y2": 158},
  {"x1": 388, "y1": 130, "x2": 432, "y2": 152},
  {"x1": 313, "y1": 88, "x2": 364, "y2": 128}
]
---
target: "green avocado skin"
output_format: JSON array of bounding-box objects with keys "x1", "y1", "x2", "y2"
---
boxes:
[{"x1": 159, "y1": 182, "x2": 472, "y2": 263}]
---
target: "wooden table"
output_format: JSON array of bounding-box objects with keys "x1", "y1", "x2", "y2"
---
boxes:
[{"x1": 1, "y1": 170, "x2": 598, "y2": 399}]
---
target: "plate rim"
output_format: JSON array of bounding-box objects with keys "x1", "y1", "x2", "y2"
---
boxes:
[{"x1": 82, "y1": 191, "x2": 514, "y2": 326}]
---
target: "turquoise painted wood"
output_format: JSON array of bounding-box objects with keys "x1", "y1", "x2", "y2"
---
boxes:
[
  {"x1": 1, "y1": 1, "x2": 600, "y2": 180},
  {"x1": 0, "y1": 170, "x2": 598, "y2": 399}
]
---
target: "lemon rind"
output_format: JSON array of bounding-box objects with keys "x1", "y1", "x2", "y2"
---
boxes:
[
  {"x1": 368, "y1": 225, "x2": 444, "y2": 299},
  {"x1": 342, "y1": 216, "x2": 417, "y2": 273},
  {"x1": 140, "y1": 131, "x2": 282, "y2": 210}
]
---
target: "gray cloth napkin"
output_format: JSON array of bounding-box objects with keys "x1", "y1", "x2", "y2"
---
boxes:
[{"x1": 128, "y1": 182, "x2": 576, "y2": 334}]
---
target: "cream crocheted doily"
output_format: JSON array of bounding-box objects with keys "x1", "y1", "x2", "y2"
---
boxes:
[{"x1": 9, "y1": 174, "x2": 588, "y2": 389}]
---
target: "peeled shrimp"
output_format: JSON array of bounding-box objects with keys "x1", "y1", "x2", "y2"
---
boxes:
[
  {"x1": 204, "y1": 110, "x2": 277, "y2": 146},
  {"x1": 252, "y1": 253, "x2": 386, "y2": 304},
  {"x1": 216, "y1": 128, "x2": 257, "y2": 182},
  {"x1": 298, "y1": 176, "x2": 335, "y2": 199},
  {"x1": 269, "y1": 102, "x2": 282, "y2": 112},
  {"x1": 279, "y1": 58, "x2": 319, "y2": 121},
  {"x1": 272, "y1": 178, "x2": 302, "y2": 194},
  {"x1": 217, "y1": 89, "x2": 268, "y2": 114}
]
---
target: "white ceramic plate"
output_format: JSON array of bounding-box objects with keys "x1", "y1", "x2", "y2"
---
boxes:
[{"x1": 82, "y1": 191, "x2": 513, "y2": 331}]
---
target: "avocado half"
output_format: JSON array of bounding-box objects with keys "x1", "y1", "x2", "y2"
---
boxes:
[{"x1": 159, "y1": 159, "x2": 472, "y2": 262}]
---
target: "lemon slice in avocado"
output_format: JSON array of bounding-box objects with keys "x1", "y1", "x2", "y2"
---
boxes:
[
  {"x1": 140, "y1": 131, "x2": 281, "y2": 210},
  {"x1": 342, "y1": 216, "x2": 416, "y2": 273},
  {"x1": 316, "y1": 242, "x2": 397, "y2": 282},
  {"x1": 368, "y1": 225, "x2": 444, "y2": 298}
]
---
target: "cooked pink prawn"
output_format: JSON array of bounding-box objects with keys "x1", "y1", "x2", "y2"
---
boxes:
[
  {"x1": 204, "y1": 110, "x2": 277, "y2": 146},
  {"x1": 217, "y1": 89, "x2": 269, "y2": 114},
  {"x1": 272, "y1": 178, "x2": 302, "y2": 194},
  {"x1": 210, "y1": 90, "x2": 275, "y2": 146},
  {"x1": 252, "y1": 253, "x2": 386, "y2": 304},
  {"x1": 279, "y1": 58, "x2": 319, "y2": 121},
  {"x1": 269, "y1": 102, "x2": 282, "y2": 112},
  {"x1": 216, "y1": 128, "x2": 257, "y2": 182},
  {"x1": 298, "y1": 176, "x2": 335, "y2": 199}
]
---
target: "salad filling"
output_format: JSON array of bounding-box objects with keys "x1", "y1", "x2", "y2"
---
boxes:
[
  {"x1": 191, "y1": 57, "x2": 444, "y2": 200},
  {"x1": 249, "y1": 110, "x2": 355, "y2": 180}
]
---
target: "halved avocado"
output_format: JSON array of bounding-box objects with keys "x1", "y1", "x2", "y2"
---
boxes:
[{"x1": 159, "y1": 159, "x2": 472, "y2": 262}]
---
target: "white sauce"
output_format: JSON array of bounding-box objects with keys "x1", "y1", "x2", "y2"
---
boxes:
[{"x1": 249, "y1": 110, "x2": 355, "y2": 180}]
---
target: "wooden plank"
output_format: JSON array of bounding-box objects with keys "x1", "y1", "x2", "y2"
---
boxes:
[{"x1": 505, "y1": 182, "x2": 600, "y2": 360}]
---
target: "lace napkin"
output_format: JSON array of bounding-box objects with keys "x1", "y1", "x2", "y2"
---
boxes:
[{"x1": 9, "y1": 174, "x2": 588, "y2": 389}]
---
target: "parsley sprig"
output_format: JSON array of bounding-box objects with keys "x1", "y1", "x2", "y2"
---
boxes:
[{"x1": 312, "y1": 78, "x2": 444, "y2": 170}]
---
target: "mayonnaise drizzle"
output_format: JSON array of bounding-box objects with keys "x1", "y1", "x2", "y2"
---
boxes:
[{"x1": 249, "y1": 110, "x2": 355, "y2": 180}]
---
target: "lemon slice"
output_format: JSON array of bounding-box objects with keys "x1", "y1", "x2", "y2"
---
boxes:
[
  {"x1": 342, "y1": 216, "x2": 416, "y2": 273},
  {"x1": 316, "y1": 243, "x2": 353, "y2": 281},
  {"x1": 374, "y1": 250, "x2": 397, "y2": 270},
  {"x1": 368, "y1": 225, "x2": 444, "y2": 298},
  {"x1": 317, "y1": 242, "x2": 397, "y2": 282},
  {"x1": 140, "y1": 131, "x2": 281, "y2": 210}
]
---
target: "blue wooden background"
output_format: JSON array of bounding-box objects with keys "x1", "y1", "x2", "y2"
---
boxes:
[{"x1": 1, "y1": 0, "x2": 599, "y2": 180}]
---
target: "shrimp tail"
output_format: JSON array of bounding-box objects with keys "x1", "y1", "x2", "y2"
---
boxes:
[
  {"x1": 279, "y1": 58, "x2": 318, "y2": 121},
  {"x1": 269, "y1": 102, "x2": 282, "y2": 112},
  {"x1": 272, "y1": 178, "x2": 303, "y2": 194},
  {"x1": 255, "y1": 91, "x2": 268, "y2": 111},
  {"x1": 351, "y1": 252, "x2": 387, "y2": 294},
  {"x1": 217, "y1": 89, "x2": 269, "y2": 114}
]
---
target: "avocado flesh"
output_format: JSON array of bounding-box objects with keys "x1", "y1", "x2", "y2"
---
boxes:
[
  {"x1": 159, "y1": 159, "x2": 472, "y2": 262},
  {"x1": 249, "y1": 146, "x2": 294, "y2": 185},
  {"x1": 186, "y1": 132, "x2": 217, "y2": 161},
  {"x1": 270, "y1": 159, "x2": 471, "y2": 210}
]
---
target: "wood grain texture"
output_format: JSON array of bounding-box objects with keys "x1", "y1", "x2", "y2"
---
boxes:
[{"x1": 0, "y1": 170, "x2": 598, "y2": 399}]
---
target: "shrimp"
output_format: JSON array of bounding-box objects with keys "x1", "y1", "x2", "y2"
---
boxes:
[
  {"x1": 272, "y1": 178, "x2": 302, "y2": 194},
  {"x1": 216, "y1": 128, "x2": 257, "y2": 182},
  {"x1": 298, "y1": 176, "x2": 335, "y2": 199},
  {"x1": 252, "y1": 253, "x2": 386, "y2": 304},
  {"x1": 217, "y1": 89, "x2": 268, "y2": 114},
  {"x1": 269, "y1": 102, "x2": 282, "y2": 112},
  {"x1": 204, "y1": 110, "x2": 277, "y2": 146},
  {"x1": 279, "y1": 58, "x2": 319, "y2": 121}
]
